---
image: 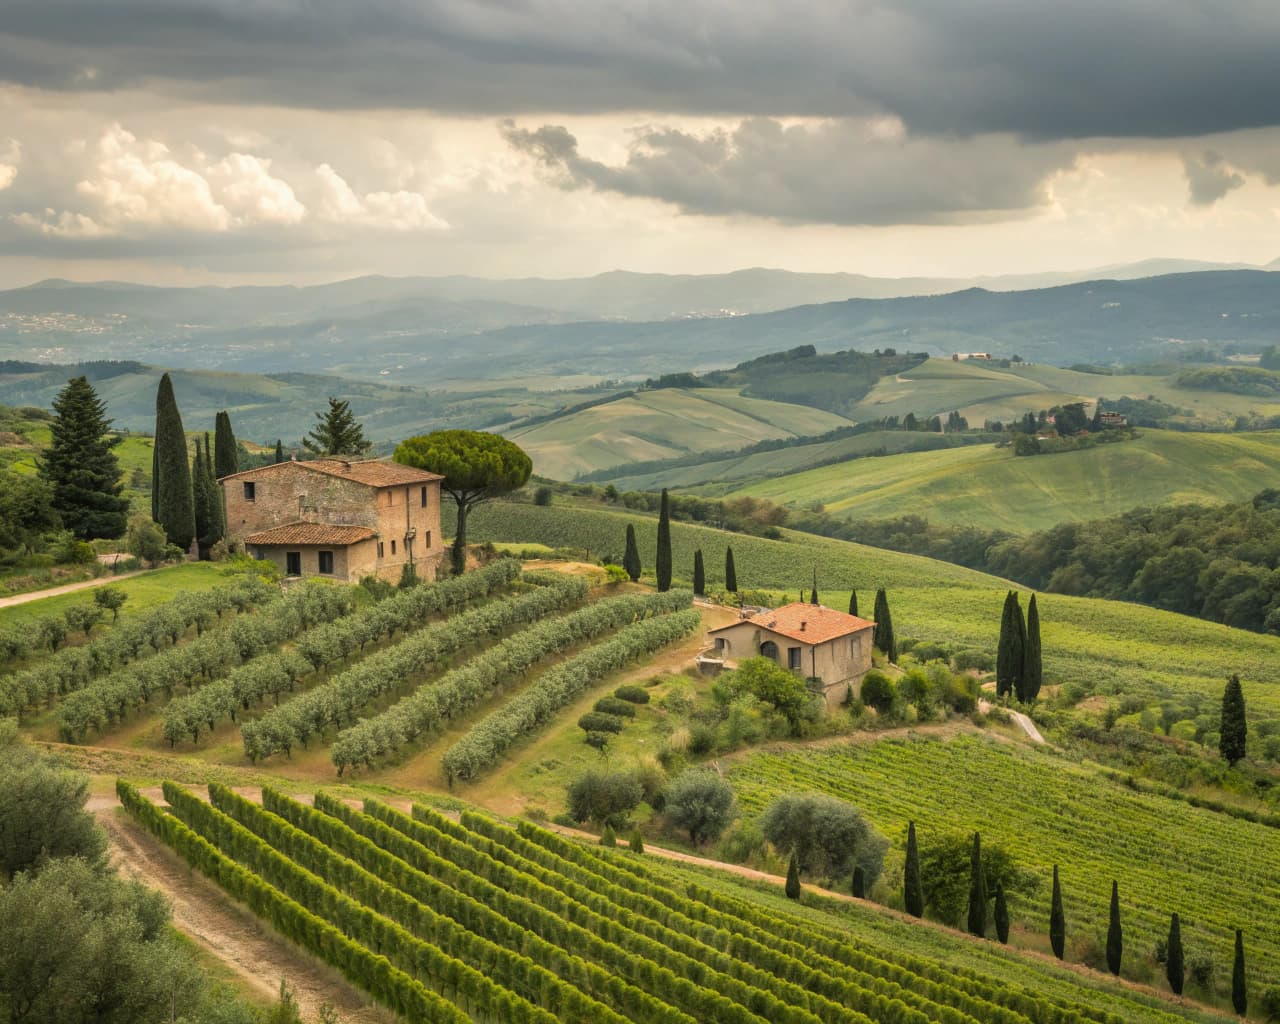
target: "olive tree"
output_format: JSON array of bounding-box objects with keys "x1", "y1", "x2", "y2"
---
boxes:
[
  {"x1": 664, "y1": 768, "x2": 736, "y2": 846},
  {"x1": 760, "y1": 793, "x2": 888, "y2": 886}
]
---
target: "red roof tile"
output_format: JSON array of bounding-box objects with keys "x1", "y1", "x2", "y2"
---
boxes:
[
  {"x1": 245, "y1": 522, "x2": 376, "y2": 546},
  {"x1": 220, "y1": 458, "x2": 441, "y2": 487},
  {"x1": 709, "y1": 602, "x2": 875, "y2": 645}
]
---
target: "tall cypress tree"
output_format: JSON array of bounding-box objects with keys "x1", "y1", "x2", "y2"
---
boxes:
[
  {"x1": 623, "y1": 524, "x2": 641, "y2": 582},
  {"x1": 655, "y1": 489, "x2": 672, "y2": 593},
  {"x1": 1022, "y1": 593, "x2": 1043, "y2": 701},
  {"x1": 784, "y1": 853, "x2": 801, "y2": 900},
  {"x1": 1106, "y1": 880, "x2": 1122, "y2": 976},
  {"x1": 903, "y1": 821, "x2": 924, "y2": 918},
  {"x1": 724, "y1": 547, "x2": 737, "y2": 593},
  {"x1": 1166, "y1": 913, "x2": 1184, "y2": 996},
  {"x1": 1219, "y1": 674, "x2": 1248, "y2": 766},
  {"x1": 851, "y1": 865, "x2": 865, "y2": 899},
  {"x1": 872, "y1": 589, "x2": 896, "y2": 662},
  {"x1": 274, "y1": 439, "x2": 285, "y2": 464},
  {"x1": 213, "y1": 410, "x2": 238, "y2": 479},
  {"x1": 192, "y1": 437, "x2": 212, "y2": 559},
  {"x1": 1231, "y1": 929, "x2": 1247, "y2": 1016},
  {"x1": 849, "y1": 589, "x2": 858, "y2": 617},
  {"x1": 997, "y1": 592, "x2": 1025, "y2": 700},
  {"x1": 993, "y1": 881, "x2": 1010, "y2": 944},
  {"x1": 1049, "y1": 865, "x2": 1066, "y2": 959},
  {"x1": 38, "y1": 375, "x2": 128, "y2": 540},
  {"x1": 810, "y1": 571, "x2": 819, "y2": 605},
  {"x1": 966, "y1": 832, "x2": 986, "y2": 938},
  {"x1": 1013, "y1": 596, "x2": 1029, "y2": 700},
  {"x1": 204, "y1": 432, "x2": 224, "y2": 545},
  {"x1": 153, "y1": 372, "x2": 195, "y2": 550},
  {"x1": 693, "y1": 550, "x2": 705, "y2": 596}
]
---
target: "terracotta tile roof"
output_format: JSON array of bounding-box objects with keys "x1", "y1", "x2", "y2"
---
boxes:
[
  {"x1": 709, "y1": 602, "x2": 875, "y2": 645},
  {"x1": 245, "y1": 522, "x2": 377, "y2": 546},
  {"x1": 220, "y1": 458, "x2": 442, "y2": 488}
]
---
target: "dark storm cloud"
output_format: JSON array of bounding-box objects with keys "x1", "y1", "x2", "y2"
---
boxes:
[
  {"x1": 2, "y1": 1, "x2": 1280, "y2": 140},
  {"x1": 1183, "y1": 150, "x2": 1246, "y2": 206},
  {"x1": 500, "y1": 118, "x2": 1073, "y2": 225}
]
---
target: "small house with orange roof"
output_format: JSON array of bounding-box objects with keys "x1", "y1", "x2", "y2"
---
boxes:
[{"x1": 706, "y1": 602, "x2": 876, "y2": 709}]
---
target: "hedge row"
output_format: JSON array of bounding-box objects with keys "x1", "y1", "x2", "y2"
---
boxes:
[
  {"x1": 58, "y1": 582, "x2": 355, "y2": 742},
  {"x1": 332, "y1": 588, "x2": 692, "y2": 776},
  {"x1": 163, "y1": 559, "x2": 521, "y2": 749},
  {"x1": 244, "y1": 568, "x2": 584, "y2": 765},
  {"x1": 441, "y1": 605, "x2": 701, "y2": 782},
  {"x1": 0, "y1": 576, "x2": 275, "y2": 718},
  {"x1": 115, "y1": 780, "x2": 468, "y2": 1024}
]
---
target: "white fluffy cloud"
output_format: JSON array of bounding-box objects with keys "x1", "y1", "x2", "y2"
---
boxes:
[
  {"x1": 314, "y1": 163, "x2": 446, "y2": 231},
  {"x1": 209, "y1": 153, "x2": 305, "y2": 225}
]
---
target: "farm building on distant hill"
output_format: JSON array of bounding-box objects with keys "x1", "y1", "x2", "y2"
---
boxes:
[
  {"x1": 219, "y1": 458, "x2": 443, "y2": 583},
  {"x1": 705, "y1": 602, "x2": 876, "y2": 708}
]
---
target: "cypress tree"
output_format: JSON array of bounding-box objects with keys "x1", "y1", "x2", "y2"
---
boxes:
[
  {"x1": 966, "y1": 832, "x2": 986, "y2": 938},
  {"x1": 693, "y1": 549, "x2": 705, "y2": 596},
  {"x1": 1106, "y1": 880, "x2": 1122, "y2": 976},
  {"x1": 997, "y1": 592, "x2": 1025, "y2": 700},
  {"x1": 993, "y1": 881, "x2": 1010, "y2": 944},
  {"x1": 274, "y1": 439, "x2": 285, "y2": 464},
  {"x1": 849, "y1": 589, "x2": 858, "y2": 617},
  {"x1": 784, "y1": 853, "x2": 801, "y2": 900},
  {"x1": 205, "y1": 433, "x2": 224, "y2": 544},
  {"x1": 153, "y1": 372, "x2": 195, "y2": 550},
  {"x1": 192, "y1": 437, "x2": 213, "y2": 559},
  {"x1": 151, "y1": 440, "x2": 159, "y2": 520},
  {"x1": 724, "y1": 547, "x2": 737, "y2": 593},
  {"x1": 872, "y1": 589, "x2": 896, "y2": 662},
  {"x1": 1219, "y1": 674, "x2": 1248, "y2": 766},
  {"x1": 810, "y1": 571, "x2": 819, "y2": 605},
  {"x1": 623, "y1": 524, "x2": 641, "y2": 582},
  {"x1": 1232, "y1": 929, "x2": 1247, "y2": 1016},
  {"x1": 1013, "y1": 595, "x2": 1029, "y2": 700},
  {"x1": 213, "y1": 410, "x2": 238, "y2": 479},
  {"x1": 655, "y1": 489, "x2": 672, "y2": 593},
  {"x1": 1022, "y1": 593, "x2": 1043, "y2": 701},
  {"x1": 1049, "y1": 865, "x2": 1066, "y2": 959},
  {"x1": 38, "y1": 375, "x2": 129, "y2": 539},
  {"x1": 903, "y1": 821, "x2": 924, "y2": 918},
  {"x1": 1166, "y1": 913, "x2": 1184, "y2": 996},
  {"x1": 851, "y1": 865, "x2": 865, "y2": 899}
]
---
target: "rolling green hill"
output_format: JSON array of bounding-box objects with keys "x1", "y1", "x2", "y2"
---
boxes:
[
  {"x1": 721, "y1": 429, "x2": 1280, "y2": 532},
  {"x1": 507, "y1": 387, "x2": 852, "y2": 480}
]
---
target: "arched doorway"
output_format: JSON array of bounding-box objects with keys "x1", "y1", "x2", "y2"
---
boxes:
[{"x1": 759, "y1": 640, "x2": 779, "y2": 662}]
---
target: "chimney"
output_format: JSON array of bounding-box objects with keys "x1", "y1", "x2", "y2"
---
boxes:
[{"x1": 800, "y1": 621, "x2": 807, "y2": 632}]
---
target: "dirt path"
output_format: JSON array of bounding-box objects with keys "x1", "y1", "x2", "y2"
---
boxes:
[
  {"x1": 0, "y1": 570, "x2": 146, "y2": 609},
  {"x1": 979, "y1": 698, "x2": 1045, "y2": 743},
  {"x1": 93, "y1": 800, "x2": 385, "y2": 1023}
]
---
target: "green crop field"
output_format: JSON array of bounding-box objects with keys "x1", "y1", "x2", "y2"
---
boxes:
[
  {"x1": 118, "y1": 780, "x2": 1232, "y2": 1023},
  {"x1": 720, "y1": 429, "x2": 1280, "y2": 532},
  {"x1": 729, "y1": 733, "x2": 1279, "y2": 996},
  {"x1": 507, "y1": 387, "x2": 852, "y2": 480},
  {"x1": 459, "y1": 501, "x2": 1280, "y2": 716}
]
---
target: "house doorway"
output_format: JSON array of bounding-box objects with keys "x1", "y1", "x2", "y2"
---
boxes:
[
  {"x1": 759, "y1": 640, "x2": 779, "y2": 662},
  {"x1": 286, "y1": 551, "x2": 301, "y2": 576}
]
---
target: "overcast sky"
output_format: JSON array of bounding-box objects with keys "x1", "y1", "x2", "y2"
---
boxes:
[{"x1": 2, "y1": 0, "x2": 1280, "y2": 287}]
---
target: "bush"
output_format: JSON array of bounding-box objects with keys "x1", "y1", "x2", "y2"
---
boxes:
[
  {"x1": 860, "y1": 670, "x2": 895, "y2": 713},
  {"x1": 1258, "y1": 985, "x2": 1280, "y2": 1022},
  {"x1": 713, "y1": 656, "x2": 814, "y2": 733},
  {"x1": 917, "y1": 830, "x2": 1035, "y2": 927},
  {"x1": 602, "y1": 563, "x2": 628, "y2": 583},
  {"x1": 594, "y1": 696, "x2": 637, "y2": 718},
  {"x1": 759, "y1": 793, "x2": 888, "y2": 885},
  {"x1": 578, "y1": 711, "x2": 625, "y2": 734},
  {"x1": 1169, "y1": 719, "x2": 1200, "y2": 742},
  {"x1": 566, "y1": 770, "x2": 644, "y2": 827},
  {"x1": 125, "y1": 514, "x2": 168, "y2": 565},
  {"x1": 664, "y1": 768, "x2": 736, "y2": 845},
  {"x1": 359, "y1": 574, "x2": 396, "y2": 602},
  {"x1": 599, "y1": 824, "x2": 616, "y2": 847},
  {"x1": 952, "y1": 649, "x2": 994, "y2": 672},
  {"x1": 533, "y1": 486, "x2": 554, "y2": 506},
  {"x1": 614, "y1": 684, "x2": 651, "y2": 704},
  {"x1": 909, "y1": 642, "x2": 950, "y2": 663}
]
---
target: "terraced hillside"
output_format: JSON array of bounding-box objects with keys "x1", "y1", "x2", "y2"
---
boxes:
[{"x1": 119, "y1": 781, "x2": 1232, "y2": 1024}]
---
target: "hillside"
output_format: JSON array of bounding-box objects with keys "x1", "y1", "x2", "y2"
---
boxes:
[{"x1": 719, "y1": 429, "x2": 1280, "y2": 532}]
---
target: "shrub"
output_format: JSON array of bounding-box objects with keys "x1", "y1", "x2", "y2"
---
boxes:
[
  {"x1": 664, "y1": 768, "x2": 736, "y2": 845},
  {"x1": 759, "y1": 792, "x2": 888, "y2": 885},
  {"x1": 1258, "y1": 985, "x2": 1280, "y2": 1022},
  {"x1": 602, "y1": 563, "x2": 628, "y2": 583},
  {"x1": 1187, "y1": 951, "x2": 1215, "y2": 990},
  {"x1": 599, "y1": 824, "x2": 616, "y2": 847},
  {"x1": 578, "y1": 711, "x2": 625, "y2": 734},
  {"x1": 594, "y1": 696, "x2": 637, "y2": 718},
  {"x1": 614, "y1": 684, "x2": 651, "y2": 704},
  {"x1": 687, "y1": 723, "x2": 717, "y2": 755},
  {"x1": 533, "y1": 486, "x2": 554, "y2": 506},
  {"x1": 629, "y1": 829, "x2": 644, "y2": 853},
  {"x1": 952, "y1": 649, "x2": 994, "y2": 672},
  {"x1": 1169, "y1": 719, "x2": 1200, "y2": 742},
  {"x1": 860, "y1": 670, "x2": 895, "y2": 713},
  {"x1": 566, "y1": 770, "x2": 644, "y2": 827},
  {"x1": 713, "y1": 656, "x2": 814, "y2": 733},
  {"x1": 918, "y1": 830, "x2": 1035, "y2": 927},
  {"x1": 909, "y1": 642, "x2": 950, "y2": 663}
]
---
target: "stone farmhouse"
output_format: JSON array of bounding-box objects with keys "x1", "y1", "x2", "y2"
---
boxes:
[
  {"x1": 219, "y1": 458, "x2": 444, "y2": 583},
  {"x1": 705, "y1": 602, "x2": 876, "y2": 709}
]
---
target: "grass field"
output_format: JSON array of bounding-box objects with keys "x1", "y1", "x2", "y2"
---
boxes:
[
  {"x1": 507, "y1": 387, "x2": 852, "y2": 480},
  {"x1": 459, "y1": 501, "x2": 1280, "y2": 716},
  {"x1": 721, "y1": 429, "x2": 1280, "y2": 531},
  {"x1": 0, "y1": 562, "x2": 228, "y2": 628}
]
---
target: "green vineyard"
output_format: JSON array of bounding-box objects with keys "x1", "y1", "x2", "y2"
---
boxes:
[{"x1": 117, "y1": 781, "x2": 1223, "y2": 1024}]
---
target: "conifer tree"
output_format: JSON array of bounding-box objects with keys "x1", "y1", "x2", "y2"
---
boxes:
[
  {"x1": 656, "y1": 489, "x2": 672, "y2": 592},
  {"x1": 967, "y1": 832, "x2": 986, "y2": 937},
  {"x1": 192, "y1": 437, "x2": 214, "y2": 559},
  {"x1": 213, "y1": 410, "x2": 238, "y2": 478},
  {"x1": 1106, "y1": 880, "x2": 1122, "y2": 976},
  {"x1": 851, "y1": 865, "x2": 865, "y2": 899},
  {"x1": 872, "y1": 589, "x2": 896, "y2": 662},
  {"x1": 274, "y1": 439, "x2": 285, "y2": 464},
  {"x1": 997, "y1": 592, "x2": 1025, "y2": 699},
  {"x1": 849, "y1": 589, "x2": 858, "y2": 617},
  {"x1": 623, "y1": 524, "x2": 641, "y2": 582},
  {"x1": 785, "y1": 853, "x2": 801, "y2": 899},
  {"x1": 1049, "y1": 865, "x2": 1066, "y2": 959},
  {"x1": 1232, "y1": 929, "x2": 1247, "y2": 1016},
  {"x1": 693, "y1": 549, "x2": 705, "y2": 596},
  {"x1": 993, "y1": 881, "x2": 1010, "y2": 944},
  {"x1": 1166, "y1": 913, "x2": 1184, "y2": 996},
  {"x1": 725, "y1": 547, "x2": 737, "y2": 593},
  {"x1": 39, "y1": 375, "x2": 128, "y2": 539},
  {"x1": 629, "y1": 829, "x2": 644, "y2": 853},
  {"x1": 904, "y1": 821, "x2": 924, "y2": 918},
  {"x1": 810, "y1": 571, "x2": 819, "y2": 605},
  {"x1": 1022, "y1": 593, "x2": 1043, "y2": 701},
  {"x1": 205, "y1": 434, "x2": 224, "y2": 544},
  {"x1": 303, "y1": 397, "x2": 370, "y2": 456},
  {"x1": 1219, "y1": 674, "x2": 1248, "y2": 766},
  {"x1": 153, "y1": 372, "x2": 195, "y2": 550}
]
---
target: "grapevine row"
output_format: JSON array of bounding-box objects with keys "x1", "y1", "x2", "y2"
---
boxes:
[
  {"x1": 164, "y1": 558, "x2": 521, "y2": 748},
  {"x1": 441, "y1": 605, "x2": 702, "y2": 781},
  {"x1": 243, "y1": 567, "x2": 584, "y2": 764},
  {"x1": 58, "y1": 582, "x2": 355, "y2": 742},
  {"x1": 331, "y1": 588, "x2": 693, "y2": 775},
  {"x1": 115, "y1": 781, "x2": 467, "y2": 1024},
  {"x1": 0, "y1": 576, "x2": 273, "y2": 717}
]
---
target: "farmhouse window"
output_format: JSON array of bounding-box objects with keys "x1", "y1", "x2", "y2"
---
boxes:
[
  {"x1": 318, "y1": 551, "x2": 334, "y2": 575},
  {"x1": 243, "y1": 481, "x2": 256, "y2": 501},
  {"x1": 787, "y1": 647, "x2": 803, "y2": 671},
  {"x1": 420, "y1": 486, "x2": 428, "y2": 507},
  {"x1": 424, "y1": 530, "x2": 432, "y2": 548},
  {"x1": 377, "y1": 541, "x2": 385, "y2": 558},
  {"x1": 391, "y1": 540, "x2": 397, "y2": 555}
]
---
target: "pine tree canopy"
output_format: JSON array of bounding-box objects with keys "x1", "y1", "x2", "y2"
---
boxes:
[
  {"x1": 304, "y1": 397, "x2": 371, "y2": 456},
  {"x1": 38, "y1": 375, "x2": 128, "y2": 540}
]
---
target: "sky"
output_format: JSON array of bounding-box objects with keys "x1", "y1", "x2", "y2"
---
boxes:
[{"x1": 2, "y1": 1, "x2": 1280, "y2": 287}]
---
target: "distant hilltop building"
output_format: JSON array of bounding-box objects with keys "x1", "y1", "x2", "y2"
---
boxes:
[
  {"x1": 219, "y1": 458, "x2": 443, "y2": 583},
  {"x1": 704, "y1": 602, "x2": 876, "y2": 709},
  {"x1": 952, "y1": 352, "x2": 993, "y2": 361},
  {"x1": 1098, "y1": 411, "x2": 1127, "y2": 427}
]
